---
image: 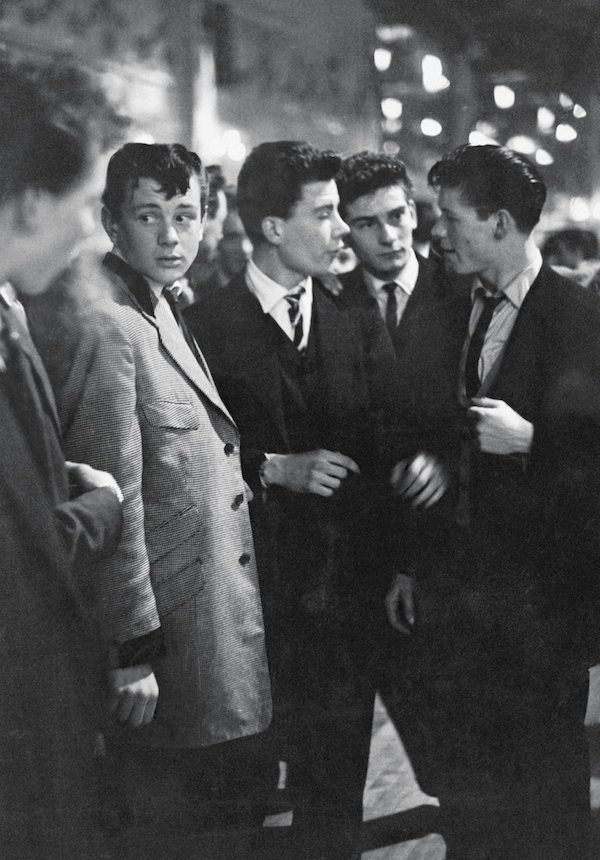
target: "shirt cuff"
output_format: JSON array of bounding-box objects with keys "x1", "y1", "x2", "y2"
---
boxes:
[{"x1": 117, "y1": 627, "x2": 165, "y2": 668}]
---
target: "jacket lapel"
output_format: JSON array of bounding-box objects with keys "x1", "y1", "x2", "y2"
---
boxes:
[
  {"x1": 312, "y1": 281, "x2": 355, "y2": 399},
  {"x1": 106, "y1": 264, "x2": 237, "y2": 426},
  {"x1": 227, "y1": 278, "x2": 289, "y2": 447}
]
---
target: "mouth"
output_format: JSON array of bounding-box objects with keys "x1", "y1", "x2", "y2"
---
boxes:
[{"x1": 157, "y1": 256, "x2": 183, "y2": 266}]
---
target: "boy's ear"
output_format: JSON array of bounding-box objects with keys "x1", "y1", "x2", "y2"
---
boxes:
[
  {"x1": 101, "y1": 206, "x2": 119, "y2": 244},
  {"x1": 261, "y1": 215, "x2": 284, "y2": 246}
]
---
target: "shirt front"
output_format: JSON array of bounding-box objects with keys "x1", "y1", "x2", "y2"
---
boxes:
[
  {"x1": 245, "y1": 257, "x2": 313, "y2": 350},
  {"x1": 468, "y1": 249, "x2": 543, "y2": 388},
  {"x1": 362, "y1": 247, "x2": 420, "y2": 326}
]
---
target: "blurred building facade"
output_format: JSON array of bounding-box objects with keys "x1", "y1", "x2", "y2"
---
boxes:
[{"x1": 0, "y1": 0, "x2": 379, "y2": 181}]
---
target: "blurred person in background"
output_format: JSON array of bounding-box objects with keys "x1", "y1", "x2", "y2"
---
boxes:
[
  {"x1": 542, "y1": 227, "x2": 600, "y2": 289},
  {"x1": 194, "y1": 206, "x2": 252, "y2": 296},
  {"x1": 0, "y1": 55, "x2": 125, "y2": 857}
]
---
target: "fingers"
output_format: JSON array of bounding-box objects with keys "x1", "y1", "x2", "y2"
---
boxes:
[
  {"x1": 307, "y1": 451, "x2": 361, "y2": 496},
  {"x1": 410, "y1": 480, "x2": 446, "y2": 509},
  {"x1": 469, "y1": 397, "x2": 499, "y2": 407},
  {"x1": 393, "y1": 454, "x2": 431, "y2": 497},
  {"x1": 320, "y1": 451, "x2": 360, "y2": 474},
  {"x1": 111, "y1": 687, "x2": 157, "y2": 728}
]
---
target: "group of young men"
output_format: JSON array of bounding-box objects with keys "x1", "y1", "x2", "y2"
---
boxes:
[{"x1": 3, "y1": 53, "x2": 600, "y2": 860}]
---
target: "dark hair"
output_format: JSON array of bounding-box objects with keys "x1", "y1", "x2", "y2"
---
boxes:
[
  {"x1": 0, "y1": 55, "x2": 127, "y2": 204},
  {"x1": 542, "y1": 228, "x2": 599, "y2": 263},
  {"x1": 102, "y1": 143, "x2": 208, "y2": 219},
  {"x1": 237, "y1": 141, "x2": 341, "y2": 244},
  {"x1": 337, "y1": 151, "x2": 413, "y2": 217},
  {"x1": 428, "y1": 144, "x2": 546, "y2": 233}
]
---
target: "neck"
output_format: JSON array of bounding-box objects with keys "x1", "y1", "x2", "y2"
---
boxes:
[
  {"x1": 252, "y1": 246, "x2": 307, "y2": 291},
  {"x1": 478, "y1": 234, "x2": 538, "y2": 292}
]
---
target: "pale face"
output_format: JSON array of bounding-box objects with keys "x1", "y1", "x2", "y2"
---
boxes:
[
  {"x1": 431, "y1": 186, "x2": 498, "y2": 279},
  {"x1": 344, "y1": 184, "x2": 417, "y2": 280},
  {"x1": 11, "y1": 157, "x2": 106, "y2": 296},
  {"x1": 277, "y1": 179, "x2": 349, "y2": 279},
  {"x1": 103, "y1": 175, "x2": 203, "y2": 287}
]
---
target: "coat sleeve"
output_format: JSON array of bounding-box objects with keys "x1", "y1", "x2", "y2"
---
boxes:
[
  {"x1": 55, "y1": 487, "x2": 122, "y2": 569},
  {"x1": 53, "y1": 310, "x2": 161, "y2": 646}
]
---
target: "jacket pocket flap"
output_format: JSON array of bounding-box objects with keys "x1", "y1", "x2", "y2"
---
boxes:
[
  {"x1": 151, "y1": 544, "x2": 205, "y2": 617},
  {"x1": 141, "y1": 399, "x2": 200, "y2": 429},
  {"x1": 146, "y1": 505, "x2": 201, "y2": 562}
]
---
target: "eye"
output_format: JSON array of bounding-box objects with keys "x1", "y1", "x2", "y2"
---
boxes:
[
  {"x1": 138, "y1": 213, "x2": 156, "y2": 224},
  {"x1": 176, "y1": 212, "x2": 196, "y2": 223}
]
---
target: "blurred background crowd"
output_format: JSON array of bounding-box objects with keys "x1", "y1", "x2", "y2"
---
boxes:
[{"x1": 2, "y1": 0, "x2": 600, "y2": 289}]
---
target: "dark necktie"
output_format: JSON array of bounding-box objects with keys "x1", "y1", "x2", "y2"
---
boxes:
[
  {"x1": 464, "y1": 292, "x2": 504, "y2": 398},
  {"x1": 284, "y1": 286, "x2": 305, "y2": 350},
  {"x1": 382, "y1": 282, "x2": 398, "y2": 339}
]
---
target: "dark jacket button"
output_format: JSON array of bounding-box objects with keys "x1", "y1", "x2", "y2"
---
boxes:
[
  {"x1": 224, "y1": 442, "x2": 235, "y2": 455},
  {"x1": 238, "y1": 552, "x2": 251, "y2": 566},
  {"x1": 232, "y1": 493, "x2": 245, "y2": 510}
]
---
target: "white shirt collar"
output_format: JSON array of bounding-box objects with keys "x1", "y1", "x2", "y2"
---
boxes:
[
  {"x1": 245, "y1": 257, "x2": 312, "y2": 312},
  {"x1": 362, "y1": 247, "x2": 420, "y2": 297},
  {"x1": 471, "y1": 248, "x2": 543, "y2": 310}
]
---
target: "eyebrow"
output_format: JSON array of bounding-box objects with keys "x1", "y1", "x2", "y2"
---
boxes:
[
  {"x1": 350, "y1": 207, "x2": 406, "y2": 223},
  {"x1": 132, "y1": 201, "x2": 199, "y2": 212}
]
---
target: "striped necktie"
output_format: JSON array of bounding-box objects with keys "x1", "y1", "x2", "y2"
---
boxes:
[{"x1": 284, "y1": 285, "x2": 305, "y2": 350}]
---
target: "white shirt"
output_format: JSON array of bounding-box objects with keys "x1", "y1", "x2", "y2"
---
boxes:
[
  {"x1": 469, "y1": 249, "x2": 543, "y2": 387},
  {"x1": 362, "y1": 248, "x2": 420, "y2": 326},
  {"x1": 245, "y1": 258, "x2": 313, "y2": 350}
]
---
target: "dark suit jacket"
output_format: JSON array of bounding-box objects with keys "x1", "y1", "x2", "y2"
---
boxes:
[
  {"x1": 401, "y1": 263, "x2": 600, "y2": 666},
  {"x1": 0, "y1": 300, "x2": 122, "y2": 856},
  {"x1": 339, "y1": 253, "x2": 451, "y2": 363},
  {"x1": 185, "y1": 272, "x2": 404, "y2": 628}
]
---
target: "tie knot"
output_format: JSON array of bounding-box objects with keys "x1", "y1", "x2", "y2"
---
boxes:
[
  {"x1": 476, "y1": 288, "x2": 503, "y2": 308},
  {"x1": 382, "y1": 282, "x2": 397, "y2": 295},
  {"x1": 163, "y1": 283, "x2": 182, "y2": 305},
  {"x1": 285, "y1": 285, "x2": 305, "y2": 305}
]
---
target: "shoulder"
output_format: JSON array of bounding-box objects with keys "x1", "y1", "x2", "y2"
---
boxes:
[
  {"x1": 529, "y1": 263, "x2": 600, "y2": 322},
  {"x1": 185, "y1": 273, "x2": 259, "y2": 346},
  {"x1": 338, "y1": 266, "x2": 369, "y2": 301}
]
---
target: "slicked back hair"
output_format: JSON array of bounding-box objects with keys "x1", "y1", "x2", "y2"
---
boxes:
[
  {"x1": 428, "y1": 144, "x2": 546, "y2": 234},
  {"x1": 337, "y1": 151, "x2": 414, "y2": 217},
  {"x1": 102, "y1": 143, "x2": 208, "y2": 220},
  {"x1": 237, "y1": 141, "x2": 342, "y2": 245},
  {"x1": 0, "y1": 54, "x2": 127, "y2": 204}
]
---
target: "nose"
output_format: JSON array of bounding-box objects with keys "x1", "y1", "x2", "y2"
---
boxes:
[
  {"x1": 379, "y1": 222, "x2": 398, "y2": 244},
  {"x1": 158, "y1": 221, "x2": 178, "y2": 246},
  {"x1": 431, "y1": 216, "x2": 446, "y2": 240},
  {"x1": 333, "y1": 210, "x2": 349, "y2": 241}
]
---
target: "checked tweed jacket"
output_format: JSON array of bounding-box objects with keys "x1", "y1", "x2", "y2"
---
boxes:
[{"x1": 29, "y1": 256, "x2": 271, "y2": 748}]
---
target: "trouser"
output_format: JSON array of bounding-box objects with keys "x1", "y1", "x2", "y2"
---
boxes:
[
  {"x1": 377, "y1": 611, "x2": 592, "y2": 859},
  {"x1": 100, "y1": 730, "x2": 276, "y2": 859},
  {"x1": 264, "y1": 610, "x2": 376, "y2": 860}
]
